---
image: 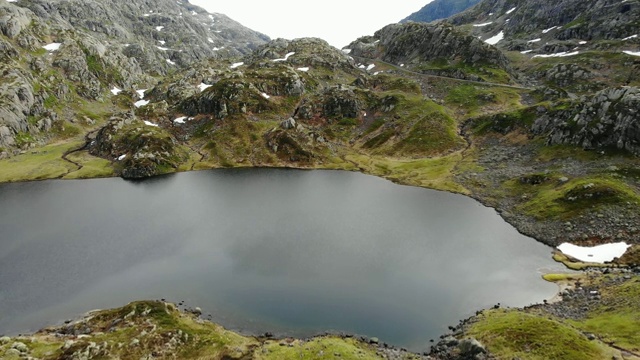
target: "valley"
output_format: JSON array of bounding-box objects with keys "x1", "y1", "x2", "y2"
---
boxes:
[{"x1": 1, "y1": 0, "x2": 640, "y2": 358}]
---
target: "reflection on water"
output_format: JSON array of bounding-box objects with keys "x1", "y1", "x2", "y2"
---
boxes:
[{"x1": 0, "y1": 169, "x2": 562, "y2": 351}]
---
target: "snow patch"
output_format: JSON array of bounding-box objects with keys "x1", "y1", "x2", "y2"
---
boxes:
[
  {"x1": 144, "y1": 120, "x2": 159, "y2": 127},
  {"x1": 166, "y1": 59, "x2": 176, "y2": 65},
  {"x1": 484, "y1": 31, "x2": 504, "y2": 45},
  {"x1": 533, "y1": 51, "x2": 579, "y2": 58},
  {"x1": 110, "y1": 87, "x2": 122, "y2": 95},
  {"x1": 261, "y1": 93, "x2": 270, "y2": 99},
  {"x1": 579, "y1": 41, "x2": 587, "y2": 45},
  {"x1": 366, "y1": 64, "x2": 375, "y2": 71},
  {"x1": 342, "y1": 48, "x2": 352, "y2": 54},
  {"x1": 159, "y1": 40, "x2": 166, "y2": 45},
  {"x1": 542, "y1": 26, "x2": 558, "y2": 34},
  {"x1": 296, "y1": 67, "x2": 309, "y2": 72},
  {"x1": 43, "y1": 43, "x2": 62, "y2": 51},
  {"x1": 505, "y1": 7, "x2": 516, "y2": 14},
  {"x1": 208, "y1": 38, "x2": 214, "y2": 43},
  {"x1": 520, "y1": 50, "x2": 533, "y2": 54},
  {"x1": 473, "y1": 22, "x2": 493, "y2": 27},
  {"x1": 118, "y1": 154, "x2": 127, "y2": 161},
  {"x1": 134, "y1": 100, "x2": 149, "y2": 108},
  {"x1": 622, "y1": 34, "x2": 638, "y2": 41},
  {"x1": 7, "y1": 0, "x2": 18, "y2": 3},
  {"x1": 136, "y1": 89, "x2": 147, "y2": 99},
  {"x1": 230, "y1": 62, "x2": 244, "y2": 69},
  {"x1": 272, "y1": 52, "x2": 295, "y2": 62},
  {"x1": 156, "y1": 46, "x2": 170, "y2": 51},
  {"x1": 623, "y1": 50, "x2": 640, "y2": 56},
  {"x1": 198, "y1": 83, "x2": 212, "y2": 92},
  {"x1": 557, "y1": 242, "x2": 631, "y2": 263},
  {"x1": 156, "y1": 26, "x2": 164, "y2": 31},
  {"x1": 527, "y1": 38, "x2": 541, "y2": 43},
  {"x1": 173, "y1": 117, "x2": 191, "y2": 124}
]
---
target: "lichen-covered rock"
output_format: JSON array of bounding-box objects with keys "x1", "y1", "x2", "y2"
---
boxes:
[
  {"x1": 90, "y1": 114, "x2": 187, "y2": 179},
  {"x1": 347, "y1": 22, "x2": 511, "y2": 73},
  {"x1": 533, "y1": 87, "x2": 640, "y2": 155},
  {"x1": 295, "y1": 85, "x2": 378, "y2": 122}
]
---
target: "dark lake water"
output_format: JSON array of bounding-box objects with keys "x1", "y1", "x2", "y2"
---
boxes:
[{"x1": 0, "y1": 169, "x2": 562, "y2": 351}]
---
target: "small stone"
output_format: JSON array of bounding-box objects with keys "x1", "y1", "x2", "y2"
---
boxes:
[
  {"x1": 369, "y1": 337, "x2": 379, "y2": 344},
  {"x1": 559, "y1": 176, "x2": 569, "y2": 183},
  {"x1": 193, "y1": 307, "x2": 202, "y2": 315}
]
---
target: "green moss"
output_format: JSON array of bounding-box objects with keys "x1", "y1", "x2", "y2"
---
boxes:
[
  {"x1": 467, "y1": 309, "x2": 610, "y2": 360},
  {"x1": 542, "y1": 273, "x2": 584, "y2": 282}
]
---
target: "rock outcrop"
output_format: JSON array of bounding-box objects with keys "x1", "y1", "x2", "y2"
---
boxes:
[{"x1": 533, "y1": 87, "x2": 640, "y2": 155}]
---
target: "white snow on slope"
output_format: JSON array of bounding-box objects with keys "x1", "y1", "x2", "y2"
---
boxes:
[
  {"x1": 342, "y1": 48, "x2": 352, "y2": 54},
  {"x1": 272, "y1": 52, "x2": 295, "y2": 62},
  {"x1": 118, "y1": 154, "x2": 127, "y2": 161},
  {"x1": 623, "y1": 50, "x2": 640, "y2": 56},
  {"x1": 174, "y1": 117, "x2": 187, "y2": 124},
  {"x1": 208, "y1": 38, "x2": 214, "y2": 43},
  {"x1": 261, "y1": 92, "x2": 270, "y2": 99},
  {"x1": 136, "y1": 89, "x2": 147, "y2": 99},
  {"x1": 198, "y1": 83, "x2": 212, "y2": 92},
  {"x1": 484, "y1": 31, "x2": 504, "y2": 45},
  {"x1": 297, "y1": 67, "x2": 310, "y2": 72},
  {"x1": 144, "y1": 120, "x2": 159, "y2": 127},
  {"x1": 366, "y1": 64, "x2": 375, "y2": 71},
  {"x1": 43, "y1": 43, "x2": 62, "y2": 51},
  {"x1": 533, "y1": 51, "x2": 579, "y2": 58},
  {"x1": 157, "y1": 46, "x2": 170, "y2": 51},
  {"x1": 520, "y1": 50, "x2": 533, "y2": 54},
  {"x1": 505, "y1": 7, "x2": 516, "y2": 14},
  {"x1": 230, "y1": 62, "x2": 244, "y2": 69},
  {"x1": 159, "y1": 40, "x2": 166, "y2": 45},
  {"x1": 473, "y1": 22, "x2": 493, "y2": 27},
  {"x1": 542, "y1": 26, "x2": 558, "y2": 34},
  {"x1": 623, "y1": 34, "x2": 638, "y2": 41},
  {"x1": 166, "y1": 59, "x2": 176, "y2": 65},
  {"x1": 156, "y1": 26, "x2": 164, "y2": 31},
  {"x1": 579, "y1": 41, "x2": 587, "y2": 45},
  {"x1": 557, "y1": 242, "x2": 631, "y2": 263},
  {"x1": 528, "y1": 38, "x2": 541, "y2": 43},
  {"x1": 111, "y1": 87, "x2": 122, "y2": 95},
  {"x1": 134, "y1": 100, "x2": 149, "y2": 108}
]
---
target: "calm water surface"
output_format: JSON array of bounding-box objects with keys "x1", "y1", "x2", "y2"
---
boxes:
[{"x1": 0, "y1": 169, "x2": 562, "y2": 351}]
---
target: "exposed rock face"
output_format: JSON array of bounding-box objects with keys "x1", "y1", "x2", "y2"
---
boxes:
[
  {"x1": 0, "y1": 0, "x2": 269, "y2": 154},
  {"x1": 346, "y1": 22, "x2": 511, "y2": 73},
  {"x1": 295, "y1": 85, "x2": 375, "y2": 122},
  {"x1": 449, "y1": 0, "x2": 640, "y2": 51},
  {"x1": 18, "y1": 0, "x2": 269, "y2": 67},
  {"x1": 533, "y1": 87, "x2": 640, "y2": 154},
  {"x1": 403, "y1": 0, "x2": 482, "y2": 24}
]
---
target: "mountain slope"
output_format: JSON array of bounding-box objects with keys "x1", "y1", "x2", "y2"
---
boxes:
[
  {"x1": 403, "y1": 0, "x2": 482, "y2": 23},
  {"x1": 0, "y1": 0, "x2": 268, "y2": 153}
]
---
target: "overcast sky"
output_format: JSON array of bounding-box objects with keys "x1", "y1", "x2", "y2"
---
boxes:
[{"x1": 189, "y1": 0, "x2": 429, "y2": 48}]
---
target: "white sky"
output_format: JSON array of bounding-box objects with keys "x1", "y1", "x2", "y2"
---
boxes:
[{"x1": 189, "y1": 0, "x2": 429, "y2": 48}]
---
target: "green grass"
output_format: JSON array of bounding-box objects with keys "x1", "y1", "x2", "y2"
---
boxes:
[
  {"x1": 63, "y1": 151, "x2": 114, "y2": 179},
  {"x1": 467, "y1": 309, "x2": 611, "y2": 360},
  {"x1": 345, "y1": 152, "x2": 468, "y2": 194},
  {"x1": 542, "y1": 273, "x2": 585, "y2": 282},
  {"x1": 513, "y1": 176, "x2": 640, "y2": 220},
  {"x1": 257, "y1": 337, "x2": 385, "y2": 360},
  {"x1": 572, "y1": 278, "x2": 640, "y2": 351},
  {"x1": 0, "y1": 141, "x2": 81, "y2": 182}
]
